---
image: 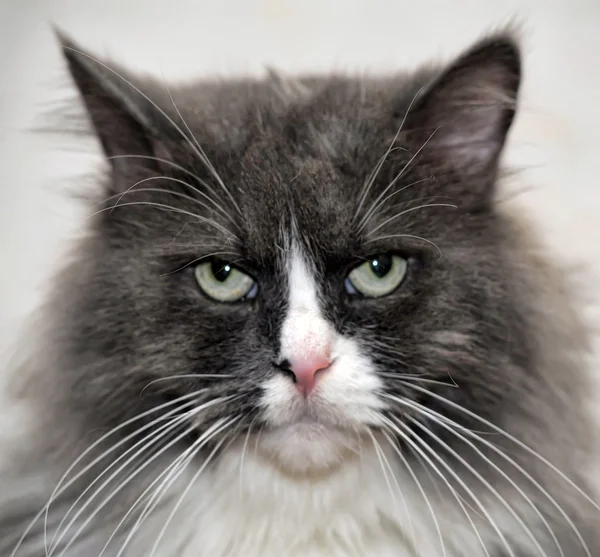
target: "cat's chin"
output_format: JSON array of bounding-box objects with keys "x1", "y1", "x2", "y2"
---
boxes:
[{"x1": 255, "y1": 419, "x2": 362, "y2": 476}]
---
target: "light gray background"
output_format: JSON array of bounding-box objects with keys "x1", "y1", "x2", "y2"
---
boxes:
[{"x1": 1, "y1": 0, "x2": 600, "y2": 366}]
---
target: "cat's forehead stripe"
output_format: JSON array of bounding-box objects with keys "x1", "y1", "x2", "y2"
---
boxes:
[
  {"x1": 278, "y1": 241, "x2": 334, "y2": 364},
  {"x1": 287, "y1": 242, "x2": 320, "y2": 314}
]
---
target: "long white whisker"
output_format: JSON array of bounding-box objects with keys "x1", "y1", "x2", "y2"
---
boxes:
[
  {"x1": 98, "y1": 443, "x2": 191, "y2": 557},
  {"x1": 89, "y1": 201, "x2": 236, "y2": 241},
  {"x1": 253, "y1": 424, "x2": 265, "y2": 457},
  {"x1": 405, "y1": 414, "x2": 556, "y2": 557},
  {"x1": 354, "y1": 148, "x2": 401, "y2": 219},
  {"x1": 353, "y1": 87, "x2": 425, "y2": 220},
  {"x1": 377, "y1": 420, "x2": 447, "y2": 557},
  {"x1": 106, "y1": 187, "x2": 235, "y2": 238},
  {"x1": 51, "y1": 413, "x2": 190, "y2": 557},
  {"x1": 48, "y1": 408, "x2": 189, "y2": 553},
  {"x1": 161, "y1": 75, "x2": 243, "y2": 218},
  {"x1": 378, "y1": 372, "x2": 458, "y2": 388},
  {"x1": 362, "y1": 341, "x2": 411, "y2": 364},
  {"x1": 364, "y1": 233, "x2": 444, "y2": 259},
  {"x1": 25, "y1": 391, "x2": 207, "y2": 557},
  {"x1": 239, "y1": 417, "x2": 257, "y2": 500},
  {"x1": 366, "y1": 202, "x2": 457, "y2": 237},
  {"x1": 140, "y1": 375, "x2": 235, "y2": 395},
  {"x1": 106, "y1": 155, "x2": 234, "y2": 220},
  {"x1": 49, "y1": 408, "x2": 192, "y2": 554},
  {"x1": 158, "y1": 253, "x2": 243, "y2": 277},
  {"x1": 357, "y1": 176, "x2": 435, "y2": 231},
  {"x1": 404, "y1": 398, "x2": 589, "y2": 557},
  {"x1": 62, "y1": 46, "x2": 243, "y2": 218},
  {"x1": 464, "y1": 430, "x2": 590, "y2": 555},
  {"x1": 358, "y1": 126, "x2": 440, "y2": 234},
  {"x1": 110, "y1": 417, "x2": 236, "y2": 557},
  {"x1": 105, "y1": 177, "x2": 236, "y2": 230},
  {"x1": 383, "y1": 399, "x2": 549, "y2": 557},
  {"x1": 392, "y1": 382, "x2": 600, "y2": 512},
  {"x1": 148, "y1": 418, "x2": 239, "y2": 557},
  {"x1": 366, "y1": 429, "x2": 416, "y2": 551},
  {"x1": 381, "y1": 416, "x2": 514, "y2": 557},
  {"x1": 53, "y1": 396, "x2": 237, "y2": 557},
  {"x1": 393, "y1": 428, "x2": 491, "y2": 557},
  {"x1": 367, "y1": 429, "x2": 396, "y2": 506}
]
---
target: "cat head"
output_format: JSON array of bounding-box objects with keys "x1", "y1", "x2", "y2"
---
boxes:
[{"x1": 54, "y1": 31, "x2": 525, "y2": 473}]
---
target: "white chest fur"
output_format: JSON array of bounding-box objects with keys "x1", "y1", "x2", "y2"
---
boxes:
[{"x1": 131, "y1": 442, "x2": 489, "y2": 557}]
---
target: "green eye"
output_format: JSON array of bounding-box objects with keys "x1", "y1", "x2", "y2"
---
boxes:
[
  {"x1": 194, "y1": 261, "x2": 257, "y2": 302},
  {"x1": 346, "y1": 254, "x2": 408, "y2": 298}
]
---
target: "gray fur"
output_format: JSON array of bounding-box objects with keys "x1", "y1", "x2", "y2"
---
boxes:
[{"x1": 1, "y1": 29, "x2": 599, "y2": 556}]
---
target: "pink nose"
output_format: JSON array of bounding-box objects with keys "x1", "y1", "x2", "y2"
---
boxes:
[{"x1": 288, "y1": 355, "x2": 331, "y2": 397}]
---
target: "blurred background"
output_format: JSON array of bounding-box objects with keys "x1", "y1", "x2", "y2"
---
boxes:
[{"x1": 1, "y1": 0, "x2": 599, "y2": 365}]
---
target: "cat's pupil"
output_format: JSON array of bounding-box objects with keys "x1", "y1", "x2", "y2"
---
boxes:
[
  {"x1": 370, "y1": 255, "x2": 392, "y2": 278},
  {"x1": 211, "y1": 262, "x2": 232, "y2": 282}
]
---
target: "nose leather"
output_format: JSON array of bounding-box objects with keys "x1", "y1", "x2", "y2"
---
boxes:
[{"x1": 287, "y1": 355, "x2": 331, "y2": 397}]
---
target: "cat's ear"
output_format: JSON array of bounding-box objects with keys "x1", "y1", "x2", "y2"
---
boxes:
[
  {"x1": 404, "y1": 34, "x2": 521, "y2": 201},
  {"x1": 56, "y1": 30, "x2": 165, "y2": 189}
]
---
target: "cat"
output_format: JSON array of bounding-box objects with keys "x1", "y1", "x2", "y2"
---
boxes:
[{"x1": 1, "y1": 27, "x2": 599, "y2": 557}]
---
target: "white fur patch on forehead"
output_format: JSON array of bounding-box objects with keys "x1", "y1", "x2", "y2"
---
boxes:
[
  {"x1": 286, "y1": 244, "x2": 320, "y2": 314},
  {"x1": 279, "y1": 243, "x2": 333, "y2": 362}
]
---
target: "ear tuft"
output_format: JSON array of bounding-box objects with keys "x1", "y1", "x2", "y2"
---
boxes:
[
  {"x1": 54, "y1": 29, "x2": 162, "y2": 188},
  {"x1": 407, "y1": 34, "x2": 521, "y2": 178}
]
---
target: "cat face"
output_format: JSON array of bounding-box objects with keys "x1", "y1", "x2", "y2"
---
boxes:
[{"x1": 55, "y1": 33, "x2": 525, "y2": 474}]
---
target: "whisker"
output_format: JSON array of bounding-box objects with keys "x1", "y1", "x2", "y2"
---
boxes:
[
  {"x1": 406, "y1": 414, "x2": 557, "y2": 557},
  {"x1": 161, "y1": 74, "x2": 243, "y2": 218},
  {"x1": 48, "y1": 404, "x2": 194, "y2": 554},
  {"x1": 62, "y1": 45, "x2": 243, "y2": 219},
  {"x1": 391, "y1": 382, "x2": 600, "y2": 512},
  {"x1": 50, "y1": 413, "x2": 191, "y2": 557},
  {"x1": 366, "y1": 428, "x2": 416, "y2": 551},
  {"x1": 104, "y1": 177, "x2": 237, "y2": 230},
  {"x1": 22, "y1": 391, "x2": 208, "y2": 557},
  {"x1": 88, "y1": 201, "x2": 236, "y2": 241},
  {"x1": 367, "y1": 429, "x2": 397, "y2": 506},
  {"x1": 378, "y1": 372, "x2": 458, "y2": 388},
  {"x1": 357, "y1": 126, "x2": 441, "y2": 234},
  {"x1": 395, "y1": 428, "x2": 491, "y2": 557},
  {"x1": 382, "y1": 397, "x2": 550, "y2": 557},
  {"x1": 376, "y1": 422, "x2": 447, "y2": 557},
  {"x1": 382, "y1": 417, "x2": 512, "y2": 557},
  {"x1": 239, "y1": 417, "x2": 257, "y2": 500},
  {"x1": 353, "y1": 87, "x2": 425, "y2": 221},
  {"x1": 140, "y1": 375, "x2": 235, "y2": 395},
  {"x1": 354, "y1": 148, "x2": 402, "y2": 220},
  {"x1": 148, "y1": 418, "x2": 240, "y2": 557},
  {"x1": 109, "y1": 416, "x2": 237, "y2": 557},
  {"x1": 52, "y1": 396, "x2": 237, "y2": 557},
  {"x1": 364, "y1": 233, "x2": 444, "y2": 260},
  {"x1": 107, "y1": 155, "x2": 234, "y2": 221},
  {"x1": 253, "y1": 424, "x2": 266, "y2": 457},
  {"x1": 361, "y1": 343, "x2": 412, "y2": 367},
  {"x1": 158, "y1": 253, "x2": 240, "y2": 277},
  {"x1": 405, "y1": 399, "x2": 589, "y2": 557},
  {"x1": 366, "y1": 202, "x2": 457, "y2": 238},
  {"x1": 98, "y1": 441, "x2": 191, "y2": 557},
  {"x1": 157, "y1": 241, "x2": 236, "y2": 253},
  {"x1": 358, "y1": 177, "x2": 438, "y2": 231}
]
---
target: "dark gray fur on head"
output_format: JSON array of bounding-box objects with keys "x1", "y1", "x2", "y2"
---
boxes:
[{"x1": 1, "y1": 27, "x2": 599, "y2": 557}]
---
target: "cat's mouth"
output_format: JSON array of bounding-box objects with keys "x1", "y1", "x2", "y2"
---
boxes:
[
  {"x1": 252, "y1": 404, "x2": 368, "y2": 474},
  {"x1": 256, "y1": 423, "x2": 362, "y2": 475},
  {"x1": 255, "y1": 361, "x2": 384, "y2": 473}
]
